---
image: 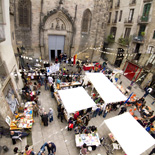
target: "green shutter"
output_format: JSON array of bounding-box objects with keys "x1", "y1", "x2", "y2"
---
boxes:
[{"x1": 141, "y1": 3, "x2": 151, "y2": 22}]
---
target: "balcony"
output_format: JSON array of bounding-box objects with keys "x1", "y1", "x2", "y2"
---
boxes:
[
  {"x1": 0, "y1": 24, "x2": 5, "y2": 42},
  {"x1": 115, "y1": 2, "x2": 120, "y2": 9},
  {"x1": 129, "y1": 0, "x2": 136, "y2": 6},
  {"x1": 143, "y1": 0, "x2": 153, "y2": 3},
  {"x1": 112, "y1": 19, "x2": 117, "y2": 24},
  {"x1": 132, "y1": 35, "x2": 145, "y2": 44},
  {"x1": 137, "y1": 15, "x2": 150, "y2": 24},
  {"x1": 124, "y1": 18, "x2": 133, "y2": 25}
]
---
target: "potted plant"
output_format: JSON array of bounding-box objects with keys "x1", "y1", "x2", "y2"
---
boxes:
[
  {"x1": 118, "y1": 36, "x2": 130, "y2": 46},
  {"x1": 141, "y1": 31, "x2": 145, "y2": 37},
  {"x1": 107, "y1": 34, "x2": 115, "y2": 44}
]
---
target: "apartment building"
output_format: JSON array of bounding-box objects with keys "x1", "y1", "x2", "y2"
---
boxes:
[
  {"x1": 104, "y1": 0, "x2": 155, "y2": 93},
  {"x1": 0, "y1": 0, "x2": 23, "y2": 128}
]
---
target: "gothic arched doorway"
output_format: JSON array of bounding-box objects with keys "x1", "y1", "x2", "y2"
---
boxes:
[{"x1": 42, "y1": 9, "x2": 73, "y2": 61}]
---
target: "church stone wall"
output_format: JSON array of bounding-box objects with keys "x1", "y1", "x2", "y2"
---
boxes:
[{"x1": 14, "y1": 0, "x2": 109, "y2": 61}]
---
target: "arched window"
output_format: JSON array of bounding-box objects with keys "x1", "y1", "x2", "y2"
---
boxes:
[
  {"x1": 81, "y1": 9, "x2": 92, "y2": 33},
  {"x1": 18, "y1": 0, "x2": 31, "y2": 27}
]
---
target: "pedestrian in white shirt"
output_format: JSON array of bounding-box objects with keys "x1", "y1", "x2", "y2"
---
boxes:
[{"x1": 48, "y1": 76, "x2": 53, "y2": 84}]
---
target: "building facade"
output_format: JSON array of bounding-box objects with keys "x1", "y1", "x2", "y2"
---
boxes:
[
  {"x1": 0, "y1": 0, "x2": 23, "y2": 128},
  {"x1": 104, "y1": 0, "x2": 155, "y2": 94},
  {"x1": 13, "y1": 0, "x2": 109, "y2": 62}
]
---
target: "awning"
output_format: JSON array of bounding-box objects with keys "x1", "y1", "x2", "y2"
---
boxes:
[
  {"x1": 86, "y1": 73, "x2": 127, "y2": 104},
  {"x1": 105, "y1": 112, "x2": 155, "y2": 155},
  {"x1": 58, "y1": 87, "x2": 96, "y2": 114}
]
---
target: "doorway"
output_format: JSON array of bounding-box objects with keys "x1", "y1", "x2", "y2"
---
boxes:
[
  {"x1": 114, "y1": 48, "x2": 124, "y2": 67},
  {"x1": 134, "y1": 43, "x2": 141, "y2": 53},
  {"x1": 57, "y1": 50, "x2": 61, "y2": 59},
  {"x1": 51, "y1": 50, "x2": 55, "y2": 60},
  {"x1": 48, "y1": 35, "x2": 65, "y2": 61}
]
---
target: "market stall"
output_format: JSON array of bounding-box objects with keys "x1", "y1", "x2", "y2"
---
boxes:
[
  {"x1": 104, "y1": 112, "x2": 155, "y2": 155},
  {"x1": 83, "y1": 64, "x2": 94, "y2": 71},
  {"x1": 85, "y1": 73, "x2": 127, "y2": 105},
  {"x1": 75, "y1": 133, "x2": 100, "y2": 147},
  {"x1": 56, "y1": 87, "x2": 96, "y2": 120},
  {"x1": 10, "y1": 102, "x2": 34, "y2": 130},
  {"x1": 21, "y1": 68, "x2": 46, "y2": 80}
]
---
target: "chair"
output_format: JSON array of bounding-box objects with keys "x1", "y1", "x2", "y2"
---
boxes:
[{"x1": 112, "y1": 143, "x2": 121, "y2": 152}]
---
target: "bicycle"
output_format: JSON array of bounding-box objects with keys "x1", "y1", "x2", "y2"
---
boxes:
[{"x1": 100, "y1": 136, "x2": 113, "y2": 155}]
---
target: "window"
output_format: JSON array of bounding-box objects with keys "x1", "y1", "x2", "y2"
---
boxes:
[
  {"x1": 147, "y1": 53, "x2": 155, "y2": 65},
  {"x1": 110, "y1": 27, "x2": 117, "y2": 39},
  {"x1": 81, "y1": 9, "x2": 92, "y2": 33},
  {"x1": 124, "y1": 28, "x2": 131, "y2": 38},
  {"x1": 153, "y1": 31, "x2": 155, "y2": 39},
  {"x1": 147, "y1": 46, "x2": 154, "y2": 53},
  {"x1": 115, "y1": 11, "x2": 118, "y2": 22},
  {"x1": 108, "y1": 12, "x2": 111, "y2": 23},
  {"x1": 128, "y1": 9, "x2": 134, "y2": 22},
  {"x1": 110, "y1": 0, "x2": 113, "y2": 9},
  {"x1": 18, "y1": 0, "x2": 31, "y2": 27},
  {"x1": 119, "y1": 10, "x2": 122, "y2": 22},
  {"x1": 134, "y1": 53, "x2": 141, "y2": 60}
]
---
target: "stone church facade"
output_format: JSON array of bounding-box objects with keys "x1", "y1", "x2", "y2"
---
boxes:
[{"x1": 13, "y1": 0, "x2": 109, "y2": 61}]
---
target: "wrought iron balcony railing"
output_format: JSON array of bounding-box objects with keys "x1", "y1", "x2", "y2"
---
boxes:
[{"x1": 132, "y1": 35, "x2": 145, "y2": 44}]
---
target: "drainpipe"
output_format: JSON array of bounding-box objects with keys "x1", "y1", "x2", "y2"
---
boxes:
[
  {"x1": 39, "y1": 0, "x2": 43, "y2": 58},
  {"x1": 69, "y1": 4, "x2": 77, "y2": 57}
]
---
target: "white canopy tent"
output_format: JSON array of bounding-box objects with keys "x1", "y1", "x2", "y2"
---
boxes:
[
  {"x1": 86, "y1": 73, "x2": 127, "y2": 104},
  {"x1": 58, "y1": 87, "x2": 96, "y2": 114},
  {"x1": 104, "y1": 112, "x2": 155, "y2": 155}
]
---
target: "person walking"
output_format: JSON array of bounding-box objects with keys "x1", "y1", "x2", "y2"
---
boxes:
[
  {"x1": 33, "y1": 104, "x2": 38, "y2": 117},
  {"x1": 143, "y1": 87, "x2": 153, "y2": 98},
  {"x1": 63, "y1": 53, "x2": 67, "y2": 63},
  {"x1": 40, "y1": 142, "x2": 56, "y2": 155},
  {"x1": 80, "y1": 143, "x2": 89, "y2": 154},
  {"x1": 42, "y1": 112, "x2": 49, "y2": 126},
  {"x1": 48, "y1": 108, "x2": 53, "y2": 123},
  {"x1": 68, "y1": 57, "x2": 71, "y2": 66},
  {"x1": 60, "y1": 108, "x2": 64, "y2": 123},
  {"x1": 57, "y1": 104, "x2": 62, "y2": 119},
  {"x1": 50, "y1": 84, "x2": 55, "y2": 98}
]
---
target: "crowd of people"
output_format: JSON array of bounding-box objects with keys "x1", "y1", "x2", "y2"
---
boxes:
[{"x1": 11, "y1": 57, "x2": 154, "y2": 155}]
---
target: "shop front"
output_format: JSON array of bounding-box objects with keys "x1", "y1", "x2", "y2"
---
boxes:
[{"x1": 123, "y1": 61, "x2": 142, "y2": 81}]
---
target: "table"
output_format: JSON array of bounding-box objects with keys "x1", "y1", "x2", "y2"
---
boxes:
[
  {"x1": 108, "y1": 133, "x2": 116, "y2": 142},
  {"x1": 60, "y1": 81, "x2": 81, "y2": 88},
  {"x1": 83, "y1": 64, "x2": 94, "y2": 71},
  {"x1": 10, "y1": 102, "x2": 34, "y2": 130},
  {"x1": 27, "y1": 72, "x2": 39, "y2": 80},
  {"x1": 75, "y1": 133, "x2": 100, "y2": 147},
  {"x1": 116, "y1": 84, "x2": 125, "y2": 94},
  {"x1": 54, "y1": 92, "x2": 61, "y2": 105}
]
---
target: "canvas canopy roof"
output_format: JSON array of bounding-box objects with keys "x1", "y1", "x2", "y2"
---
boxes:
[
  {"x1": 58, "y1": 87, "x2": 96, "y2": 114},
  {"x1": 86, "y1": 73, "x2": 127, "y2": 104},
  {"x1": 105, "y1": 112, "x2": 155, "y2": 155}
]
